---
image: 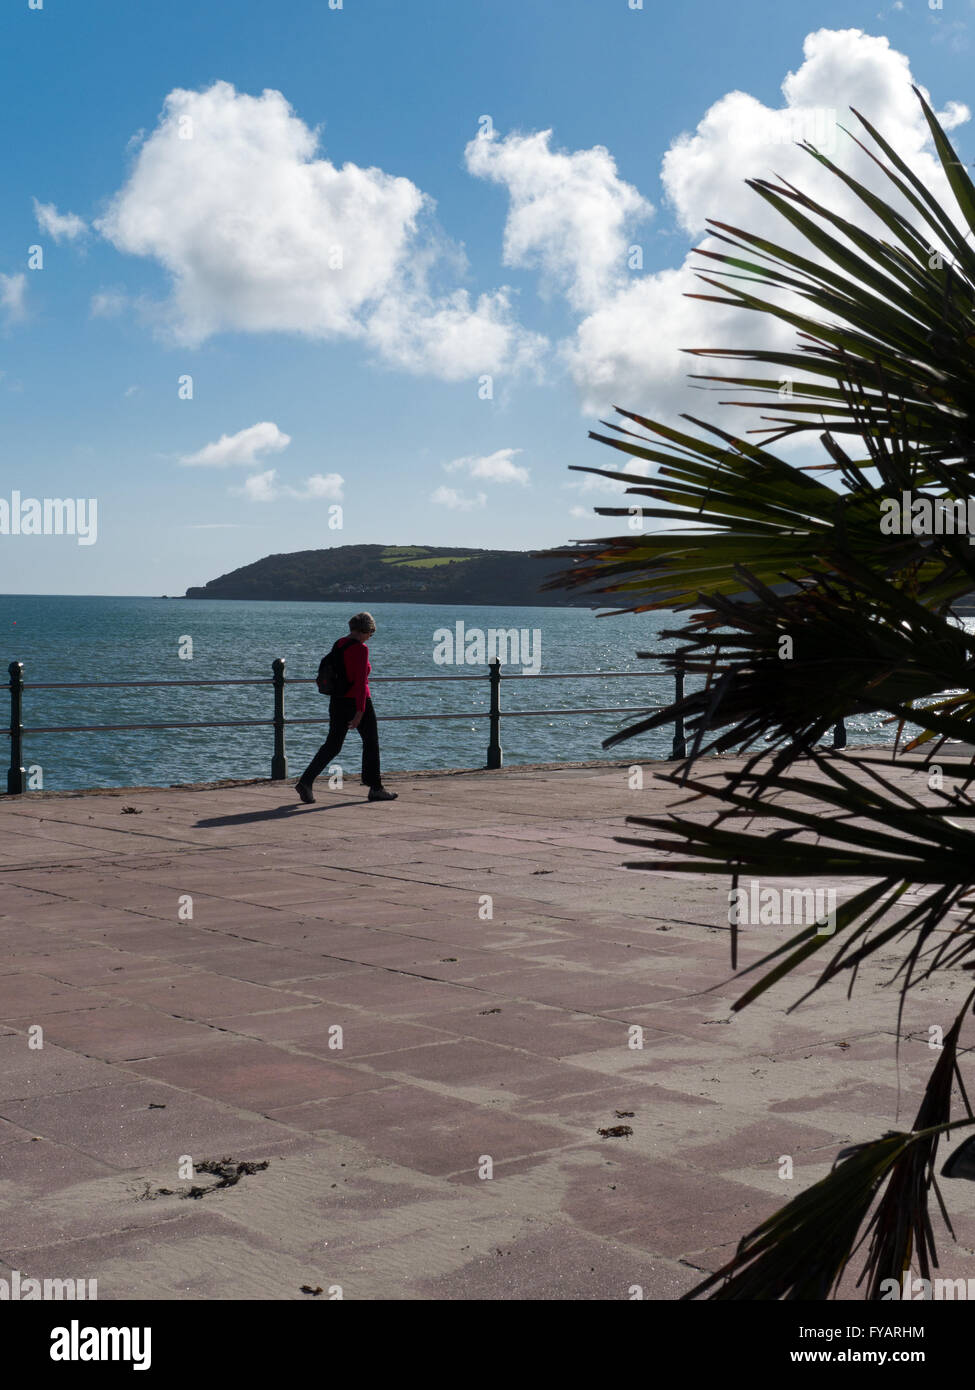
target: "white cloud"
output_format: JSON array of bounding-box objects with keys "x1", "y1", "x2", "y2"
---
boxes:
[
  {"x1": 32, "y1": 199, "x2": 87, "y2": 242},
  {"x1": 465, "y1": 128, "x2": 653, "y2": 312},
  {"x1": 123, "y1": 385, "x2": 140, "y2": 397},
  {"x1": 227, "y1": 466, "x2": 344, "y2": 504},
  {"x1": 96, "y1": 81, "x2": 543, "y2": 378},
  {"x1": 431, "y1": 486, "x2": 487, "y2": 511},
  {"x1": 565, "y1": 29, "x2": 972, "y2": 417},
  {"x1": 567, "y1": 458, "x2": 653, "y2": 495},
  {"x1": 365, "y1": 286, "x2": 543, "y2": 381},
  {"x1": 90, "y1": 289, "x2": 129, "y2": 319},
  {"x1": 180, "y1": 421, "x2": 291, "y2": 468},
  {"x1": 235, "y1": 470, "x2": 279, "y2": 503},
  {"x1": 0, "y1": 274, "x2": 26, "y2": 323},
  {"x1": 292, "y1": 472, "x2": 344, "y2": 500},
  {"x1": 444, "y1": 447, "x2": 529, "y2": 485}
]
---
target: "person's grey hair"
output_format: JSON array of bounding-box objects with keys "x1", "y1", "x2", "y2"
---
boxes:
[{"x1": 349, "y1": 612, "x2": 376, "y2": 634}]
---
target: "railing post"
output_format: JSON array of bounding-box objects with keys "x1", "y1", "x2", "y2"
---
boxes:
[
  {"x1": 7, "y1": 661, "x2": 25, "y2": 795},
  {"x1": 486, "y1": 658, "x2": 502, "y2": 769},
  {"x1": 271, "y1": 657, "x2": 287, "y2": 780},
  {"x1": 671, "y1": 654, "x2": 687, "y2": 761}
]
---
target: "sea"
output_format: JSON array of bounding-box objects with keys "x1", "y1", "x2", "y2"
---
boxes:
[{"x1": 1, "y1": 594, "x2": 902, "y2": 793}]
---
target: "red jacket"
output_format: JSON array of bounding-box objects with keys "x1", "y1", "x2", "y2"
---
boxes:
[{"x1": 338, "y1": 636, "x2": 370, "y2": 713}]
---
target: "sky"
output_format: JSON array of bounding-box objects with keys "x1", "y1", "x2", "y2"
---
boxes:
[{"x1": 1, "y1": 0, "x2": 974, "y2": 596}]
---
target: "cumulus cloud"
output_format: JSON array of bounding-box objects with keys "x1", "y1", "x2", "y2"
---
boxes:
[
  {"x1": 180, "y1": 421, "x2": 291, "y2": 468},
  {"x1": 230, "y1": 468, "x2": 344, "y2": 503},
  {"x1": 33, "y1": 199, "x2": 87, "y2": 242},
  {"x1": 235, "y1": 470, "x2": 279, "y2": 503},
  {"x1": 0, "y1": 273, "x2": 26, "y2": 323},
  {"x1": 465, "y1": 128, "x2": 652, "y2": 312},
  {"x1": 444, "y1": 447, "x2": 529, "y2": 485},
  {"x1": 567, "y1": 457, "x2": 652, "y2": 496},
  {"x1": 365, "y1": 286, "x2": 542, "y2": 381},
  {"x1": 292, "y1": 472, "x2": 344, "y2": 500},
  {"x1": 96, "y1": 81, "x2": 543, "y2": 378},
  {"x1": 564, "y1": 29, "x2": 972, "y2": 417},
  {"x1": 90, "y1": 289, "x2": 129, "y2": 318},
  {"x1": 431, "y1": 486, "x2": 488, "y2": 511}
]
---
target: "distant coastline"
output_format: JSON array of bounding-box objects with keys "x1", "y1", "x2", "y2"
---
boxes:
[{"x1": 184, "y1": 543, "x2": 596, "y2": 608}]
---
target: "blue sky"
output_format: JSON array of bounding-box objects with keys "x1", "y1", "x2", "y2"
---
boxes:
[{"x1": 1, "y1": 0, "x2": 973, "y2": 595}]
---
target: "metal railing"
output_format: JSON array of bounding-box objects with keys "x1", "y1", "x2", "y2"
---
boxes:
[{"x1": 4, "y1": 657, "x2": 687, "y2": 794}]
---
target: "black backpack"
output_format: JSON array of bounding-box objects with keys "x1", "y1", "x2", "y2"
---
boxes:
[{"x1": 316, "y1": 638, "x2": 352, "y2": 697}]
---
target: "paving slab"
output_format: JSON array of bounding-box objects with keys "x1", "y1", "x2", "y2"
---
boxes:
[{"x1": 3, "y1": 756, "x2": 975, "y2": 1299}]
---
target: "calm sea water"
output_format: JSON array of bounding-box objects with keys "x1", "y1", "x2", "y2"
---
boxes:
[{"x1": 1, "y1": 595, "x2": 899, "y2": 793}]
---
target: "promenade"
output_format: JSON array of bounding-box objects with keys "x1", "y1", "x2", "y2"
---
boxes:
[{"x1": 2, "y1": 757, "x2": 974, "y2": 1301}]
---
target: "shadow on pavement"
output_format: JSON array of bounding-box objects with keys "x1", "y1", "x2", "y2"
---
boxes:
[{"x1": 196, "y1": 800, "x2": 365, "y2": 827}]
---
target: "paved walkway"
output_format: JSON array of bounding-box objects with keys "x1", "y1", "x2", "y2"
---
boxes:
[{"x1": 2, "y1": 757, "x2": 974, "y2": 1300}]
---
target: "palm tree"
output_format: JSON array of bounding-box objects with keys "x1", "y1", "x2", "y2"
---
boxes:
[{"x1": 545, "y1": 88, "x2": 975, "y2": 1298}]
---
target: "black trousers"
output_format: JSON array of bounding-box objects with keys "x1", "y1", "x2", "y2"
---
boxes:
[{"x1": 300, "y1": 696, "x2": 381, "y2": 789}]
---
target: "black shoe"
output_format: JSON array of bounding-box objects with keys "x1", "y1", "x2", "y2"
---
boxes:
[
  {"x1": 295, "y1": 781, "x2": 315, "y2": 804},
  {"x1": 367, "y1": 786, "x2": 398, "y2": 802}
]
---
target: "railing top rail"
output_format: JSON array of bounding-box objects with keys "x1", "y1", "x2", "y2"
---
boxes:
[
  {"x1": 17, "y1": 667, "x2": 677, "y2": 691},
  {"x1": 472, "y1": 670, "x2": 674, "y2": 680},
  {"x1": 22, "y1": 678, "x2": 272, "y2": 690},
  {"x1": 13, "y1": 705, "x2": 659, "y2": 735}
]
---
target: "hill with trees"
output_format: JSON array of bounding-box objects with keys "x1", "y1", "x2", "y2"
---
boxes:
[{"x1": 184, "y1": 543, "x2": 592, "y2": 606}]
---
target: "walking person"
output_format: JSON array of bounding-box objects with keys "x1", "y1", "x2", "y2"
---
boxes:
[{"x1": 295, "y1": 612, "x2": 398, "y2": 803}]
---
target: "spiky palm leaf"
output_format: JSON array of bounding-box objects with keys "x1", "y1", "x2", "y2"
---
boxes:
[
  {"x1": 685, "y1": 993, "x2": 975, "y2": 1300},
  {"x1": 543, "y1": 90, "x2": 975, "y2": 1298}
]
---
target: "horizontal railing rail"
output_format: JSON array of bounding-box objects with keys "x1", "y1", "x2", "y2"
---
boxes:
[{"x1": 5, "y1": 658, "x2": 687, "y2": 793}]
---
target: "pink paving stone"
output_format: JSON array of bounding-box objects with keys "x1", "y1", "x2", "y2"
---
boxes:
[
  {"x1": 265, "y1": 1082, "x2": 571, "y2": 1177},
  {"x1": 0, "y1": 1135, "x2": 119, "y2": 1191},
  {"x1": 453, "y1": 965, "x2": 680, "y2": 1012},
  {"x1": 0, "y1": 1079, "x2": 288, "y2": 1167},
  {"x1": 215, "y1": 1007, "x2": 450, "y2": 1056},
  {"x1": 560, "y1": 1149, "x2": 781, "y2": 1257},
  {"x1": 510, "y1": 1078, "x2": 711, "y2": 1125},
  {"x1": 96, "y1": 972, "x2": 315, "y2": 1020},
  {"x1": 0, "y1": 1033, "x2": 121, "y2": 1101},
  {"x1": 675, "y1": 1117, "x2": 847, "y2": 1171},
  {"x1": 351, "y1": 1038, "x2": 610, "y2": 1098},
  {"x1": 128, "y1": 1039, "x2": 393, "y2": 1108},
  {"x1": 767, "y1": 1079, "x2": 916, "y2": 1122},
  {"x1": 0, "y1": 973, "x2": 115, "y2": 1019},
  {"x1": 159, "y1": 943, "x2": 365, "y2": 983},
  {"x1": 68, "y1": 919, "x2": 246, "y2": 955},
  {"x1": 415, "y1": 1229, "x2": 699, "y2": 1301},
  {"x1": 2, "y1": 946, "x2": 183, "y2": 988},
  {"x1": 0, "y1": 1116, "x2": 34, "y2": 1145},
  {"x1": 234, "y1": 919, "x2": 412, "y2": 952},
  {"x1": 0, "y1": 1211, "x2": 283, "y2": 1301},
  {"x1": 35, "y1": 1005, "x2": 239, "y2": 1062},
  {"x1": 277, "y1": 967, "x2": 483, "y2": 1016},
  {"x1": 402, "y1": 1001, "x2": 632, "y2": 1058}
]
